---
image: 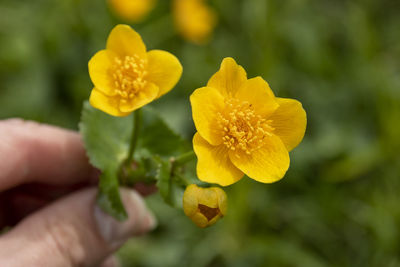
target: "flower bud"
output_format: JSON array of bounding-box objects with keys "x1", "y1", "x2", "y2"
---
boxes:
[
  {"x1": 108, "y1": 0, "x2": 156, "y2": 22},
  {"x1": 182, "y1": 184, "x2": 227, "y2": 228}
]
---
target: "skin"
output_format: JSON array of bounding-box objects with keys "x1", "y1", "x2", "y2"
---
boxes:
[{"x1": 0, "y1": 119, "x2": 156, "y2": 267}]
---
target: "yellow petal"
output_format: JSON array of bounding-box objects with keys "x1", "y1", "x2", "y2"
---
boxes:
[
  {"x1": 229, "y1": 135, "x2": 290, "y2": 183},
  {"x1": 119, "y1": 82, "x2": 159, "y2": 113},
  {"x1": 198, "y1": 188, "x2": 219, "y2": 208},
  {"x1": 193, "y1": 133, "x2": 244, "y2": 186},
  {"x1": 207, "y1": 214, "x2": 222, "y2": 227},
  {"x1": 269, "y1": 98, "x2": 307, "y2": 151},
  {"x1": 207, "y1": 57, "x2": 247, "y2": 97},
  {"x1": 88, "y1": 50, "x2": 118, "y2": 96},
  {"x1": 182, "y1": 184, "x2": 200, "y2": 217},
  {"x1": 190, "y1": 212, "x2": 209, "y2": 228},
  {"x1": 190, "y1": 87, "x2": 225, "y2": 145},
  {"x1": 235, "y1": 76, "x2": 279, "y2": 117},
  {"x1": 213, "y1": 187, "x2": 227, "y2": 215},
  {"x1": 106, "y1": 24, "x2": 147, "y2": 59},
  {"x1": 146, "y1": 50, "x2": 183, "y2": 98},
  {"x1": 89, "y1": 89, "x2": 130, "y2": 117}
]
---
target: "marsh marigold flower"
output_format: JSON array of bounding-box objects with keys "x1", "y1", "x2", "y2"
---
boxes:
[
  {"x1": 173, "y1": 0, "x2": 217, "y2": 44},
  {"x1": 183, "y1": 184, "x2": 227, "y2": 228},
  {"x1": 89, "y1": 24, "x2": 182, "y2": 116},
  {"x1": 108, "y1": 0, "x2": 156, "y2": 22},
  {"x1": 190, "y1": 58, "x2": 307, "y2": 186}
]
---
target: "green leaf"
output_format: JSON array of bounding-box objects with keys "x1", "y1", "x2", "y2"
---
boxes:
[
  {"x1": 139, "y1": 107, "x2": 189, "y2": 158},
  {"x1": 97, "y1": 167, "x2": 127, "y2": 221},
  {"x1": 80, "y1": 101, "x2": 132, "y2": 219},
  {"x1": 120, "y1": 156, "x2": 159, "y2": 186},
  {"x1": 79, "y1": 101, "x2": 132, "y2": 170},
  {"x1": 155, "y1": 157, "x2": 172, "y2": 204},
  {"x1": 79, "y1": 101, "x2": 189, "y2": 217},
  {"x1": 155, "y1": 156, "x2": 185, "y2": 208}
]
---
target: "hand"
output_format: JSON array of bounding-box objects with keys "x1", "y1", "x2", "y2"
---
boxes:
[{"x1": 0, "y1": 119, "x2": 156, "y2": 267}]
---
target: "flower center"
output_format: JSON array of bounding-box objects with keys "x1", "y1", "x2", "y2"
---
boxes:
[
  {"x1": 217, "y1": 98, "x2": 274, "y2": 156},
  {"x1": 112, "y1": 54, "x2": 148, "y2": 101}
]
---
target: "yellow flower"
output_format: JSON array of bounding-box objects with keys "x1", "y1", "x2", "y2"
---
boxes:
[
  {"x1": 108, "y1": 0, "x2": 156, "y2": 22},
  {"x1": 173, "y1": 0, "x2": 217, "y2": 44},
  {"x1": 183, "y1": 184, "x2": 227, "y2": 228},
  {"x1": 190, "y1": 57, "x2": 307, "y2": 186},
  {"x1": 89, "y1": 24, "x2": 183, "y2": 116}
]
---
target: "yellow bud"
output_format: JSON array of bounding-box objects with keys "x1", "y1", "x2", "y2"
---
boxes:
[
  {"x1": 108, "y1": 0, "x2": 156, "y2": 23},
  {"x1": 182, "y1": 184, "x2": 227, "y2": 228}
]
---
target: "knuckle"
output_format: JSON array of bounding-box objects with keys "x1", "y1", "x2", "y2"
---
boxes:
[{"x1": 43, "y1": 216, "x2": 87, "y2": 267}]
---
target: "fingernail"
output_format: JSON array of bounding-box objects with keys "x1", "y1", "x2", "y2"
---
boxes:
[{"x1": 94, "y1": 189, "x2": 156, "y2": 250}]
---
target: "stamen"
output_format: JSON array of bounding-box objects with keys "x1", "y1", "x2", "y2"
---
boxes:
[
  {"x1": 111, "y1": 54, "x2": 148, "y2": 100},
  {"x1": 217, "y1": 98, "x2": 274, "y2": 155}
]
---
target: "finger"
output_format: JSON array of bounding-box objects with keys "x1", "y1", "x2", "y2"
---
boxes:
[
  {"x1": 0, "y1": 189, "x2": 48, "y2": 227},
  {"x1": 100, "y1": 256, "x2": 120, "y2": 267},
  {"x1": 0, "y1": 119, "x2": 98, "y2": 192},
  {"x1": 0, "y1": 187, "x2": 156, "y2": 267},
  {"x1": 0, "y1": 181, "x2": 157, "y2": 228},
  {"x1": 0, "y1": 183, "x2": 89, "y2": 228}
]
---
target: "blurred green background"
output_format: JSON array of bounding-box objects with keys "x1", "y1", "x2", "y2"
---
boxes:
[{"x1": 1, "y1": 0, "x2": 400, "y2": 266}]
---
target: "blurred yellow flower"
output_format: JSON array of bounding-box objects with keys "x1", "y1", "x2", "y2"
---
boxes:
[
  {"x1": 190, "y1": 57, "x2": 307, "y2": 186},
  {"x1": 88, "y1": 24, "x2": 182, "y2": 116},
  {"x1": 183, "y1": 184, "x2": 227, "y2": 228},
  {"x1": 108, "y1": 0, "x2": 156, "y2": 22},
  {"x1": 173, "y1": 0, "x2": 217, "y2": 44}
]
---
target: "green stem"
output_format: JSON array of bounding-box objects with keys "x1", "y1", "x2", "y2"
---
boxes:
[
  {"x1": 126, "y1": 109, "x2": 142, "y2": 163},
  {"x1": 173, "y1": 173, "x2": 191, "y2": 187},
  {"x1": 173, "y1": 151, "x2": 196, "y2": 166}
]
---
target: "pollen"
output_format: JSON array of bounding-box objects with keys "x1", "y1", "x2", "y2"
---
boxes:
[
  {"x1": 217, "y1": 98, "x2": 274, "y2": 156},
  {"x1": 111, "y1": 54, "x2": 148, "y2": 100}
]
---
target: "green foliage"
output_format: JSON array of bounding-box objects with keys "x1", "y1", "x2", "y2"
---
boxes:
[
  {"x1": 139, "y1": 108, "x2": 189, "y2": 158},
  {"x1": 80, "y1": 101, "x2": 132, "y2": 170},
  {"x1": 80, "y1": 101, "x2": 132, "y2": 219},
  {"x1": 97, "y1": 167, "x2": 128, "y2": 220},
  {"x1": 2, "y1": 0, "x2": 400, "y2": 266},
  {"x1": 155, "y1": 156, "x2": 186, "y2": 208},
  {"x1": 80, "y1": 101, "x2": 188, "y2": 219},
  {"x1": 155, "y1": 157, "x2": 174, "y2": 205}
]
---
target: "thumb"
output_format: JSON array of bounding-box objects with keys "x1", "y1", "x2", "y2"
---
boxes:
[{"x1": 0, "y1": 187, "x2": 156, "y2": 267}]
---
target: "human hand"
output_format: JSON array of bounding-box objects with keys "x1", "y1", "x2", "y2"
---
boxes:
[{"x1": 0, "y1": 119, "x2": 156, "y2": 267}]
